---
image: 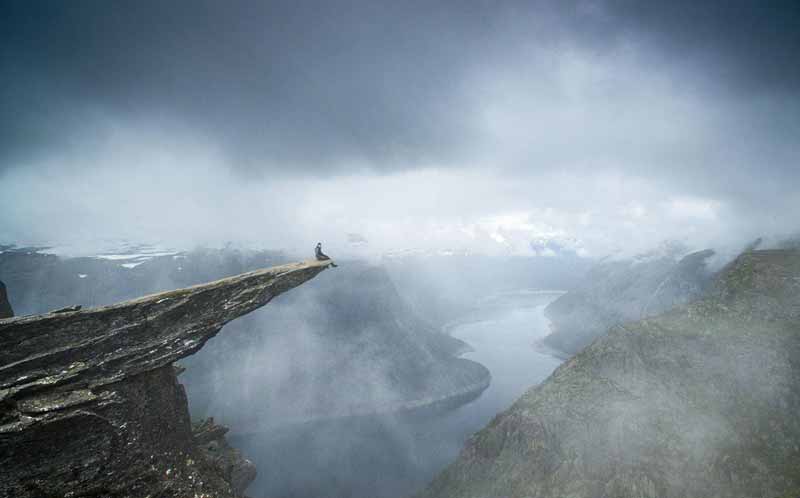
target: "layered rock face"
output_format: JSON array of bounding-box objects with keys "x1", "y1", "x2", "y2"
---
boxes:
[
  {"x1": 0, "y1": 260, "x2": 331, "y2": 498},
  {"x1": 419, "y1": 250, "x2": 800, "y2": 498},
  {"x1": 193, "y1": 417, "x2": 257, "y2": 493},
  {"x1": 543, "y1": 246, "x2": 715, "y2": 355},
  {"x1": 0, "y1": 246, "x2": 288, "y2": 315},
  {"x1": 0, "y1": 247, "x2": 490, "y2": 431},
  {"x1": 0, "y1": 280, "x2": 12, "y2": 318}
]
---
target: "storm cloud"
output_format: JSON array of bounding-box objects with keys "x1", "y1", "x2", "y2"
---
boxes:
[{"x1": 1, "y1": 0, "x2": 798, "y2": 255}]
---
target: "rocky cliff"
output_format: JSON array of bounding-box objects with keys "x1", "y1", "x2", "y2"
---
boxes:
[
  {"x1": 0, "y1": 248, "x2": 490, "y2": 429},
  {"x1": 418, "y1": 249, "x2": 800, "y2": 498},
  {"x1": 0, "y1": 260, "x2": 331, "y2": 498},
  {"x1": 0, "y1": 280, "x2": 12, "y2": 319},
  {"x1": 0, "y1": 245, "x2": 288, "y2": 315},
  {"x1": 542, "y1": 246, "x2": 715, "y2": 355}
]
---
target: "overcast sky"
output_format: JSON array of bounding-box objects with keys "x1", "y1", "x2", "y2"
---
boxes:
[{"x1": 1, "y1": 1, "x2": 798, "y2": 257}]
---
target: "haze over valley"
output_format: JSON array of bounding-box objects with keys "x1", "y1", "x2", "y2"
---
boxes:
[{"x1": 2, "y1": 2, "x2": 799, "y2": 498}]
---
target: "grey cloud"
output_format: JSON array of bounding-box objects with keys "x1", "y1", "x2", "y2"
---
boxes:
[
  {"x1": 1, "y1": 0, "x2": 496, "y2": 175},
  {"x1": 0, "y1": 1, "x2": 798, "y2": 255},
  {"x1": 2, "y1": 1, "x2": 798, "y2": 176}
]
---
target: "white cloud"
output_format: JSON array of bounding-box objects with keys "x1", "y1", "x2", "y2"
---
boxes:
[
  {"x1": 665, "y1": 196, "x2": 721, "y2": 221},
  {"x1": 1, "y1": 34, "x2": 796, "y2": 259}
]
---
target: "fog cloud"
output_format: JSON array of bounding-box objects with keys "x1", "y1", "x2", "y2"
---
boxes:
[{"x1": 2, "y1": 1, "x2": 798, "y2": 256}]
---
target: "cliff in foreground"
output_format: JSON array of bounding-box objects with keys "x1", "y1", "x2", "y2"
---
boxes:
[
  {"x1": 1, "y1": 247, "x2": 491, "y2": 432},
  {"x1": 0, "y1": 260, "x2": 331, "y2": 498},
  {"x1": 419, "y1": 250, "x2": 800, "y2": 498}
]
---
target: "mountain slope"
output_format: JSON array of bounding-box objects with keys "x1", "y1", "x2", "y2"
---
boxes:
[
  {"x1": 183, "y1": 262, "x2": 490, "y2": 431},
  {"x1": 542, "y1": 246, "x2": 715, "y2": 355},
  {"x1": 419, "y1": 250, "x2": 800, "y2": 498}
]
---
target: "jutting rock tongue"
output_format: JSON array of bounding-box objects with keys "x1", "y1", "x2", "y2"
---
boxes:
[
  {"x1": 0, "y1": 260, "x2": 331, "y2": 498},
  {"x1": 0, "y1": 280, "x2": 12, "y2": 318}
]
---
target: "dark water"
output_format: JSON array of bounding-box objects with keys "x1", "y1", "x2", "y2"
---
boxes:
[{"x1": 230, "y1": 294, "x2": 564, "y2": 498}]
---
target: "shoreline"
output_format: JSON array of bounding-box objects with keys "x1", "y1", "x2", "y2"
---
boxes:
[
  {"x1": 228, "y1": 360, "x2": 491, "y2": 436},
  {"x1": 230, "y1": 290, "x2": 565, "y2": 437},
  {"x1": 441, "y1": 290, "x2": 566, "y2": 335}
]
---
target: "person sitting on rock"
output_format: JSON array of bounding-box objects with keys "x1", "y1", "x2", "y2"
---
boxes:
[{"x1": 315, "y1": 242, "x2": 338, "y2": 267}]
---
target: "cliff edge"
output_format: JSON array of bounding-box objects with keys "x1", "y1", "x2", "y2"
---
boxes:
[{"x1": 0, "y1": 260, "x2": 331, "y2": 498}]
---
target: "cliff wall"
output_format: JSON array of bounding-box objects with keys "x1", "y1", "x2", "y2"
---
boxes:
[{"x1": 0, "y1": 260, "x2": 331, "y2": 498}]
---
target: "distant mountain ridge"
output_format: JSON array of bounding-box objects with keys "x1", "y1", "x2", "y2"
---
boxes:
[{"x1": 542, "y1": 245, "x2": 716, "y2": 355}]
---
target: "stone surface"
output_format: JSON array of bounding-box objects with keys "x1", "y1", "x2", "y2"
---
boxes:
[
  {"x1": 0, "y1": 246, "x2": 289, "y2": 317},
  {"x1": 418, "y1": 250, "x2": 800, "y2": 498},
  {"x1": 193, "y1": 417, "x2": 257, "y2": 495},
  {"x1": 0, "y1": 260, "x2": 331, "y2": 498},
  {"x1": 1, "y1": 247, "x2": 491, "y2": 434},
  {"x1": 0, "y1": 280, "x2": 12, "y2": 319}
]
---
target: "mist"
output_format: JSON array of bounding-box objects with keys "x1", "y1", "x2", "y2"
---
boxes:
[{"x1": 2, "y1": 2, "x2": 800, "y2": 498}]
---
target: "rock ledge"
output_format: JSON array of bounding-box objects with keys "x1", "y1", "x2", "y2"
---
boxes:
[{"x1": 0, "y1": 259, "x2": 331, "y2": 498}]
